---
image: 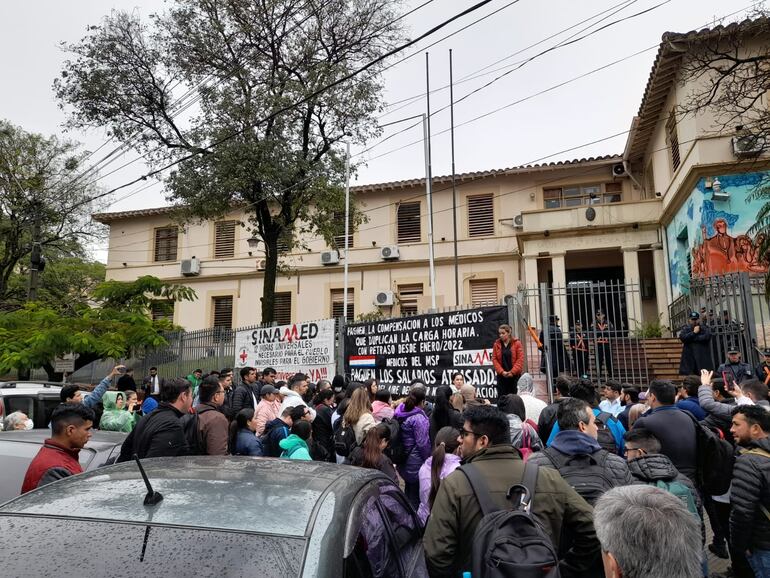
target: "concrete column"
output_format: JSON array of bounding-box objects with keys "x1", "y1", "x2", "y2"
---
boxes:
[
  {"x1": 651, "y1": 243, "x2": 670, "y2": 331},
  {"x1": 622, "y1": 246, "x2": 643, "y2": 331},
  {"x1": 522, "y1": 255, "x2": 541, "y2": 328},
  {"x1": 550, "y1": 252, "x2": 569, "y2": 326}
]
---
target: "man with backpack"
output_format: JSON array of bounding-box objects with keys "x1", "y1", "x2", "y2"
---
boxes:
[
  {"x1": 262, "y1": 407, "x2": 294, "y2": 458},
  {"x1": 623, "y1": 429, "x2": 702, "y2": 526},
  {"x1": 729, "y1": 405, "x2": 770, "y2": 577},
  {"x1": 632, "y1": 380, "x2": 698, "y2": 483},
  {"x1": 424, "y1": 405, "x2": 599, "y2": 578},
  {"x1": 529, "y1": 398, "x2": 632, "y2": 505},
  {"x1": 193, "y1": 379, "x2": 229, "y2": 455},
  {"x1": 117, "y1": 378, "x2": 192, "y2": 461}
]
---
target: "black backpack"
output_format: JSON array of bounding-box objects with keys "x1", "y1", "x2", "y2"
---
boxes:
[
  {"x1": 594, "y1": 411, "x2": 619, "y2": 455},
  {"x1": 683, "y1": 411, "x2": 735, "y2": 495},
  {"x1": 334, "y1": 419, "x2": 358, "y2": 457},
  {"x1": 461, "y1": 462, "x2": 560, "y2": 578},
  {"x1": 180, "y1": 410, "x2": 205, "y2": 456},
  {"x1": 542, "y1": 448, "x2": 615, "y2": 505},
  {"x1": 381, "y1": 417, "x2": 407, "y2": 465}
]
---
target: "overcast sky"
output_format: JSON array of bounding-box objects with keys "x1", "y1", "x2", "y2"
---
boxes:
[{"x1": 0, "y1": 0, "x2": 758, "y2": 259}]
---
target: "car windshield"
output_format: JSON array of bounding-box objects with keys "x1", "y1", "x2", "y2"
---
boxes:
[{"x1": 0, "y1": 458, "x2": 330, "y2": 537}]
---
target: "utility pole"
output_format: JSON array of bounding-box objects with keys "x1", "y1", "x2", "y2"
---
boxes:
[
  {"x1": 449, "y1": 49, "x2": 460, "y2": 306},
  {"x1": 425, "y1": 53, "x2": 437, "y2": 311}
]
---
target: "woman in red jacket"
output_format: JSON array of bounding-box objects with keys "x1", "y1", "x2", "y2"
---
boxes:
[{"x1": 492, "y1": 324, "x2": 524, "y2": 398}]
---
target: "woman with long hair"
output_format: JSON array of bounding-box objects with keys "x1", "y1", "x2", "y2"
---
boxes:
[
  {"x1": 343, "y1": 386, "x2": 376, "y2": 445},
  {"x1": 343, "y1": 422, "x2": 397, "y2": 480},
  {"x1": 492, "y1": 323, "x2": 524, "y2": 396},
  {"x1": 429, "y1": 385, "x2": 463, "y2": 442},
  {"x1": 230, "y1": 408, "x2": 262, "y2": 456},
  {"x1": 417, "y1": 426, "x2": 461, "y2": 524},
  {"x1": 364, "y1": 378, "x2": 378, "y2": 403},
  {"x1": 394, "y1": 386, "x2": 432, "y2": 509},
  {"x1": 498, "y1": 394, "x2": 542, "y2": 458},
  {"x1": 312, "y1": 389, "x2": 336, "y2": 461},
  {"x1": 372, "y1": 388, "x2": 394, "y2": 422}
]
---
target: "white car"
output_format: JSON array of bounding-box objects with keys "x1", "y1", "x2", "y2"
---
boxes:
[{"x1": 0, "y1": 381, "x2": 63, "y2": 430}]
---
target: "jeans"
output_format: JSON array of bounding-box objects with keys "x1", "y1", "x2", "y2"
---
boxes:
[{"x1": 748, "y1": 549, "x2": 770, "y2": 578}]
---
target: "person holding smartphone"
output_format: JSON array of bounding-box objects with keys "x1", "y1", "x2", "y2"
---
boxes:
[{"x1": 718, "y1": 350, "x2": 753, "y2": 390}]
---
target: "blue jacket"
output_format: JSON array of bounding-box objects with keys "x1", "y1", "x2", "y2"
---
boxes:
[
  {"x1": 676, "y1": 398, "x2": 705, "y2": 421},
  {"x1": 264, "y1": 418, "x2": 290, "y2": 458},
  {"x1": 83, "y1": 375, "x2": 111, "y2": 409},
  {"x1": 234, "y1": 428, "x2": 262, "y2": 456},
  {"x1": 547, "y1": 407, "x2": 626, "y2": 454}
]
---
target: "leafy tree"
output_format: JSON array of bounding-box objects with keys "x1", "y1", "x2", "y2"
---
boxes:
[
  {"x1": 676, "y1": 16, "x2": 770, "y2": 292},
  {"x1": 0, "y1": 276, "x2": 196, "y2": 379},
  {"x1": 55, "y1": 0, "x2": 402, "y2": 323},
  {"x1": 0, "y1": 120, "x2": 104, "y2": 302}
]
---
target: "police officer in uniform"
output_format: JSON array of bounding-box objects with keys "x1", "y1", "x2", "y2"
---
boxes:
[
  {"x1": 569, "y1": 320, "x2": 590, "y2": 378},
  {"x1": 717, "y1": 349, "x2": 753, "y2": 387},
  {"x1": 756, "y1": 348, "x2": 770, "y2": 386},
  {"x1": 591, "y1": 310, "x2": 613, "y2": 381}
]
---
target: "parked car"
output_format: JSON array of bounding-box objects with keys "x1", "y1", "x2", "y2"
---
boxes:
[
  {"x1": 0, "y1": 457, "x2": 428, "y2": 577},
  {"x1": 0, "y1": 429, "x2": 126, "y2": 504},
  {"x1": 0, "y1": 382, "x2": 64, "y2": 429}
]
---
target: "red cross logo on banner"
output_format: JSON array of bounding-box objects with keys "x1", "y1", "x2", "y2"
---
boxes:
[{"x1": 239, "y1": 348, "x2": 249, "y2": 364}]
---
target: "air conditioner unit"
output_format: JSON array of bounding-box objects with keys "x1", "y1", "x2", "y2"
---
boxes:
[
  {"x1": 256, "y1": 258, "x2": 267, "y2": 271},
  {"x1": 380, "y1": 245, "x2": 400, "y2": 260},
  {"x1": 374, "y1": 291, "x2": 395, "y2": 307},
  {"x1": 181, "y1": 257, "x2": 200, "y2": 276},
  {"x1": 612, "y1": 163, "x2": 627, "y2": 177},
  {"x1": 732, "y1": 135, "x2": 767, "y2": 157},
  {"x1": 320, "y1": 250, "x2": 340, "y2": 265},
  {"x1": 512, "y1": 214, "x2": 524, "y2": 230}
]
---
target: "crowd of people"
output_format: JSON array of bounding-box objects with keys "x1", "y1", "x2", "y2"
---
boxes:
[{"x1": 8, "y1": 334, "x2": 770, "y2": 578}]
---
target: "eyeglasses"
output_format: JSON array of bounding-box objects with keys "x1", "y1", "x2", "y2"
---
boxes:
[
  {"x1": 623, "y1": 447, "x2": 645, "y2": 456},
  {"x1": 461, "y1": 428, "x2": 479, "y2": 438}
]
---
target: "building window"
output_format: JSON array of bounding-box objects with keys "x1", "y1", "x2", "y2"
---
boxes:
[
  {"x1": 331, "y1": 288, "x2": 354, "y2": 322},
  {"x1": 212, "y1": 296, "x2": 233, "y2": 330},
  {"x1": 154, "y1": 227, "x2": 178, "y2": 262},
  {"x1": 274, "y1": 292, "x2": 292, "y2": 326},
  {"x1": 397, "y1": 202, "x2": 421, "y2": 244},
  {"x1": 276, "y1": 230, "x2": 292, "y2": 253},
  {"x1": 467, "y1": 193, "x2": 495, "y2": 237},
  {"x1": 214, "y1": 220, "x2": 237, "y2": 258},
  {"x1": 666, "y1": 112, "x2": 680, "y2": 171},
  {"x1": 543, "y1": 183, "x2": 622, "y2": 209},
  {"x1": 469, "y1": 279, "x2": 498, "y2": 306},
  {"x1": 333, "y1": 211, "x2": 353, "y2": 250},
  {"x1": 397, "y1": 283, "x2": 423, "y2": 315},
  {"x1": 150, "y1": 300, "x2": 174, "y2": 322}
]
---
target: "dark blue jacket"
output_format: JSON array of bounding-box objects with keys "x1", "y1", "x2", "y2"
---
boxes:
[
  {"x1": 633, "y1": 405, "x2": 697, "y2": 481},
  {"x1": 234, "y1": 428, "x2": 262, "y2": 456},
  {"x1": 264, "y1": 417, "x2": 290, "y2": 458},
  {"x1": 546, "y1": 407, "x2": 626, "y2": 454},
  {"x1": 676, "y1": 398, "x2": 705, "y2": 421}
]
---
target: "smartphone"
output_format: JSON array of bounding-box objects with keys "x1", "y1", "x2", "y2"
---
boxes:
[{"x1": 117, "y1": 366, "x2": 127, "y2": 374}]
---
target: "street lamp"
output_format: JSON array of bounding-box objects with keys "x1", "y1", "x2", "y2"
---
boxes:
[{"x1": 247, "y1": 235, "x2": 260, "y2": 249}]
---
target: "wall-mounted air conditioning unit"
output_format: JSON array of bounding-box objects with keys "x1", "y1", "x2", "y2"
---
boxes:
[
  {"x1": 612, "y1": 163, "x2": 627, "y2": 177},
  {"x1": 380, "y1": 245, "x2": 400, "y2": 260},
  {"x1": 374, "y1": 291, "x2": 395, "y2": 307},
  {"x1": 181, "y1": 257, "x2": 200, "y2": 276},
  {"x1": 512, "y1": 214, "x2": 524, "y2": 230},
  {"x1": 256, "y1": 258, "x2": 267, "y2": 271},
  {"x1": 321, "y1": 250, "x2": 340, "y2": 265},
  {"x1": 732, "y1": 135, "x2": 767, "y2": 157}
]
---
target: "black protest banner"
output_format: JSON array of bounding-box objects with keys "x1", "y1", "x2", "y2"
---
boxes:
[{"x1": 344, "y1": 306, "x2": 508, "y2": 401}]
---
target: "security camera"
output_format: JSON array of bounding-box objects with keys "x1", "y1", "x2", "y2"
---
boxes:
[{"x1": 655, "y1": 191, "x2": 662, "y2": 198}]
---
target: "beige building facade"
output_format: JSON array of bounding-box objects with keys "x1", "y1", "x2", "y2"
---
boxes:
[{"x1": 94, "y1": 18, "x2": 770, "y2": 333}]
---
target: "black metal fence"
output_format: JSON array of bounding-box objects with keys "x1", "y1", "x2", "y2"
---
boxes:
[{"x1": 669, "y1": 272, "x2": 766, "y2": 369}]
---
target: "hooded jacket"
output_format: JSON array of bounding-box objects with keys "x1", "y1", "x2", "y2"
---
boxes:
[
  {"x1": 529, "y1": 430, "x2": 632, "y2": 488},
  {"x1": 279, "y1": 434, "x2": 312, "y2": 460},
  {"x1": 279, "y1": 387, "x2": 316, "y2": 420},
  {"x1": 263, "y1": 417, "x2": 291, "y2": 458},
  {"x1": 254, "y1": 398, "x2": 281, "y2": 436},
  {"x1": 394, "y1": 403, "x2": 432, "y2": 483},
  {"x1": 417, "y1": 453, "x2": 461, "y2": 524},
  {"x1": 117, "y1": 402, "x2": 188, "y2": 462},
  {"x1": 194, "y1": 402, "x2": 229, "y2": 456},
  {"x1": 99, "y1": 391, "x2": 139, "y2": 433},
  {"x1": 371, "y1": 400, "x2": 394, "y2": 422},
  {"x1": 423, "y1": 444, "x2": 599, "y2": 578},
  {"x1": 627, "y1": 453, "x2": 703, "y2": 519},
  {"x1": 21, "y1": 439, "x2": 83, "y2": 494},
  {"x1": 730, "y1": 437, "x2": 770, "y2": 553},
  {"x1": 506, "y1": 413, "x2": 543, "y2": 452},
  {"x1": 517, "y1": 372, "x2": 547, "y2": 424}
]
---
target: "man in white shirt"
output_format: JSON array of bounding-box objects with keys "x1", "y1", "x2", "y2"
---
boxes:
[
  {"x1": 280, "y1": 373, "x2": 316, "y2": 420},
  {"x1": 599, "y1": 381, "x2": 623, "y2": 417},
  {"x1": 516, "y1": 372, "x2": 547, "y2": 424},
  {"x1": 142, "y1": 367, "x2": 165, "y2": 400}
]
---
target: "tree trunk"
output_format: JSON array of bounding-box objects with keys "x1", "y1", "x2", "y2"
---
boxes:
[{"x1": 261, "y1": 234, "x2": 280, "y2": 325}]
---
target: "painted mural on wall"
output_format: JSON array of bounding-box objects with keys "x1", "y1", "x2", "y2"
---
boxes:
[{"x1": 666, "y1": 172, "x2": 769, "y2": 296}]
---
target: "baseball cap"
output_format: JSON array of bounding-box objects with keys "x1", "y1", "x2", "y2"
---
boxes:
[{"x1": 260, "y1": 385, "x2": 278, "y2": 395}]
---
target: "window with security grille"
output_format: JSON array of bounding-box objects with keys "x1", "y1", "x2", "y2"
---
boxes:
[
  {"x1": 212, "y1": 296, "x2": 234, "y2": 329},
  {"x1": 398, "y1": 283, "x2": 423, "y2": 315},
  {"x1": 397, "y1": 202, "x2": 421, "y2": 244},
  {"x1": 333, "y1": 211, "x2": 353, "y2": 249},
  {"x1": 214, "y1": 220, "x2": 237, "y2": 258},
  {"x1": 150, "y1": 300, "x2": 174, "y2": 322},
  {"x1": 274, "y1": 292, "x2": 292, "y2": 326},
  {"x1": 469, "y1": 279, "x2": 498, "y2": 306},
  {"x1": 543, "y1": 183, "x2": 622, "y2": 209},
  {"x1": 331, "y1": 288, "x2": 354, "y2": 322},
  {"x1": 667, "y1": 111, "x2": 680, "y2": 171},
  {"x1": 154, "y1": 227, "x2": 178, "y2": 262},
  {"x1": 467, "y1": 194, "x2": 495, "y2": 237}
]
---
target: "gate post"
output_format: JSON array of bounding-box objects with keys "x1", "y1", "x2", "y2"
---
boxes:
[
  {"x1": 336, "y1": 317, "x2": 346, "y2": 379},
  {"x1": 539, "y1": 282, "x2": 554, "y2": 403},
  {"x1": 739, "y1": 272, "x2": 760, "y2": 367}
]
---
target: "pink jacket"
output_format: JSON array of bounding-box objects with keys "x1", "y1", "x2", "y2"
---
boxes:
[
  {"x1": 417, "y1": 453, "x2": 462, "y2": 524},
  {"x1": 372, "y1": 401, "x2": 394, "y2": 422},
  {"x1": 254, "y1": 399, "x2": 281, "y2": 435}
]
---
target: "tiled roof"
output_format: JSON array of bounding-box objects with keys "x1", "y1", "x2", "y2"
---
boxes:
[
  {"x1": 92, "y1": 154, "x2": 622, "y2": 222},
  {"x1": 626, "y1": 16, "x2": 769, "y2": 161}
]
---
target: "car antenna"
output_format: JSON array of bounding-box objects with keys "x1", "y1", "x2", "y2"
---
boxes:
[{"x1": 133, "y1": 454, "x2": 163, "y2": 506}]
